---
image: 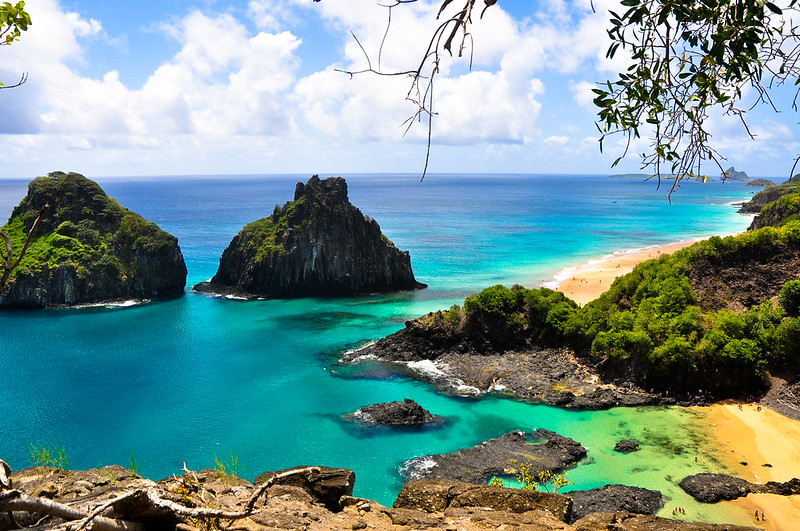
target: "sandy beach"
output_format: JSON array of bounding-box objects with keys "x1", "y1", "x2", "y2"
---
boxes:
[
  {"x1": 552, "y1": 240, "x2": 701, "y2": 305},
  {"x1": 706, "y1": 403, "x2": 800, "y2": 530}
]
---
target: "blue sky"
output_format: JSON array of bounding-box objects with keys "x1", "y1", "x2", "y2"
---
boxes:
[{"x1": 0, "y1": 0, "x2": 798, "y2": 179}]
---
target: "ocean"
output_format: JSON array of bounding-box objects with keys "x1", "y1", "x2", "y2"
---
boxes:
[{"x1": 0, "y1": 173, "x2": 758, "y2": 523}]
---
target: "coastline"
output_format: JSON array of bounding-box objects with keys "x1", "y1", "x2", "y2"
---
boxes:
[
  {"x1": 549, "y1": 238, "x2": 800, "y2": 529},
  {"x1": 550, "y1": 239, "x2": 703, "y2": 305}
]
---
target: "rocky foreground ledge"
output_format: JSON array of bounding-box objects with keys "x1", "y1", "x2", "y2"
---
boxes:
[{"x1": 0, "y1": 461, "x2": 758, "y2": 530}]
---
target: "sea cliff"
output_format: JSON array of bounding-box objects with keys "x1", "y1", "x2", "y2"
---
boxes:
[{"x1": 194, "y1": 175, "x2": 425, "y2": 298}]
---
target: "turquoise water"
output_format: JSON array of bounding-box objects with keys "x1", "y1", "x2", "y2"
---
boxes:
[{"x1": 0, "y1": 174, "x2": 756, "y2": 522}]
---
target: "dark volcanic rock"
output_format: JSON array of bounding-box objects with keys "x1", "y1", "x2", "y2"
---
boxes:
[
  {"x1": 678, "y1": 473, "x2": 753, "y2": 502},
  {"x1": 351, "y1": 398, "x2": 437, "y2": 426},
  {"x1": 613, "y1": 439, "x2": 640, "y2": 453},
  {"x1": 346, "y1": 335, "x2": 661, "y2": 408},
  {"x1": 680, "y1": 473, "x2": 800, "y2": 503},
  {"x1": 568, "y1": 484, "x2": 662, "y2": 522},
  {"x1": 688, "y1": 241, "x2": 800, "y2": 313},
  {"x1": 0, "y1": 171, "x2": 186, "y2": 308},
  {"x1": 194, "y1": 175, "x2": 425, "y2": 298},
  {"x1": 394, "y1": 479, "x2": 572, "y2": 522},
  {"x1": 254, "y1": 465, "x2": 355, "y2": 511},
  {"x1": 401, "y1": 430, "x2": 586, "y2": 485}
]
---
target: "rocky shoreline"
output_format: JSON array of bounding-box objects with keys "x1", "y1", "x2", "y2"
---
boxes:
[
  {"x1": 0, "y1": 460, "x2": 762, "y2": 530},
  {"x1": 342, "y1": 342, "x2": 709, "y2": 410}
]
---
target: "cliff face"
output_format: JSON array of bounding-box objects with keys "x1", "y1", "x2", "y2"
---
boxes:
[
  {"x1": 739, "y1": 178, "x2": 800, "y2": 213},
  {"x1": 748, "y1": 191, "x2": 800, "y2": 230},
  {"x1": 194, "y1": 175, "x2": 425, "y2": 298},
  {"x1": 0, "y1": 172, "x2": 187, "y2": 308}
]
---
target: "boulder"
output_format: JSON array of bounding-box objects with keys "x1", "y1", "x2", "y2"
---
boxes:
[
  {"x1": 678, "y1": 473, "x2": 753, "y2": 503},
  {"x1": 0, "y1": 171, "x2": 186, "y2": 307},
  {"x1": 568, "y1": 484, "x2": 662, "y2": 522},
  {"x1": 351, "y1": 399, "x2": 438, "y2": 427},
  {"x1": 393, "y1": 479, "x2": 572, "y2": 522},
  {"x1": 254, "y1": 465, "x2": 354, "y2": 511},
  {"x1": 194, "y1": 175, "x2": 426, "y2": 298},
  {"x1": 680, "y1": 473, "x2": 800, "y2": 502}
]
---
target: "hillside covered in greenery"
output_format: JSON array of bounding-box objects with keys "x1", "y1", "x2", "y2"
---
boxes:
[{"x1": 0, "y1": 172, "x2": 187, "y2": 307}]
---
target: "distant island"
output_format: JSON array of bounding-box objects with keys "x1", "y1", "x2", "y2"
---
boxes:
[{"x1": 609, "y1": 166, "x2": 755, "y2": 183}]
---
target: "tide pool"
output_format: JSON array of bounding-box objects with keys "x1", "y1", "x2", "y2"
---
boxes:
[{"x1": 0, "y1": 173, "x2": 759, "y2": 524}]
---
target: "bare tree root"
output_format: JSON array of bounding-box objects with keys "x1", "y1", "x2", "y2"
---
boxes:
[{"x1": 0, "y1": 463, "x2": 321, "y2": 531}]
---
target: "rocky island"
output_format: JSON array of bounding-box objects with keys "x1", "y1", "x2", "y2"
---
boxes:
[
  {"x1": 0, "y1": 172, "x2": 187, "y2": 308},
  {"x1": 193, "y1": 175, "x2": 426, "y2": 298}
]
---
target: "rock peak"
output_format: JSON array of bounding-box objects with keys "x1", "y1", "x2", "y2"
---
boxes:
[
  {"x1": 294, "y1": 174, "x2": 348, "y2": 204},
  {"x1": 194, "y1": 175, "x2": 426, "y2": 298}
]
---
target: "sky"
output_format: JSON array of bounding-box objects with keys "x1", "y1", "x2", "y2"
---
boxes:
[{"x1": 0, "y1": 0, "x2": 798, "y2": 179}]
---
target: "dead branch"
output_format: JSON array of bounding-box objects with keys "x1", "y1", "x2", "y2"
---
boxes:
[
  {"x1": 0, "y1": 490, "x2": 144, "y2": 531},
  {"x1": 0, "y1": 203, "x2": 48, "y2": 293},
  {"x1": 333, "y1": 0, "x2": 493, "y2": 181},
  {"x1": 0, "y1": 464, "x2": 322, "y2": 531},
  {"x1": 0, "y1": 72, "x2": 28, "y2": 90}
]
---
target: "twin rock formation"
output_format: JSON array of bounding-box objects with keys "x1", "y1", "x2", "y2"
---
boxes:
[
  {"x1": 1, "y1": 173, "x2": 422, "y2": 307},
  {"x1": 194, "y1": 175, "x2": 425, "y2": 298}
]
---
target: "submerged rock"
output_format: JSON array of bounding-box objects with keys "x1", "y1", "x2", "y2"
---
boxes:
[
  {"x1": 349, "y1": 399, "x2": 439, "y2": 427},
  {"x1": 194, "y1": 175, "x2": 426, "y2": 298},
  {"x1": 613, "y1": 439, "x2": 640, "y2": 453},
  {"x1": 0, "y1": 171, "x2": 186, "y2": 308}
]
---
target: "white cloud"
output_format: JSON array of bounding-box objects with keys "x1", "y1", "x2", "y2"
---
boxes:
[
  {"x1": 1, "y1": 2, "x2": 301, "y2": 141},
  {"x1": 543, "y1": 135, "x2": 570, "y2": 145},
  {"x1": 570, "y1": 80, "x2": 597, "y2": 110},
  {"x1": 1, "y1": 0, "x2": 798, "y2": 178}
]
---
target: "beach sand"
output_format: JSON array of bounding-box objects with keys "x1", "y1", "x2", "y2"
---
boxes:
[
  {"x1": 553, "y1": 240, "x2": 700, "y2": 305},
  {"x1": 705, "y1": 403, "x2": 800, "y2": 530}
]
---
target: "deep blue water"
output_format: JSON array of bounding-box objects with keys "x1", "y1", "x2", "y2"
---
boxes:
[{"x1": 0, "y1": 174, "x2": 758, "y2": 522}]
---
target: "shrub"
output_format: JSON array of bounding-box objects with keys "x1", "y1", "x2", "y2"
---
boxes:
[
  {"x1": 779, "y1": 280, "x2": 800, "y2": 316},
  {"x1": 775, "y1": 318, "x2": 800, "y2": 360}
]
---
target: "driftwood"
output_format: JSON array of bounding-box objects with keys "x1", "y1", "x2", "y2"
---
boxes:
[{"x1": 0, "y1": 461, "x2": 321, "y2": 531}]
